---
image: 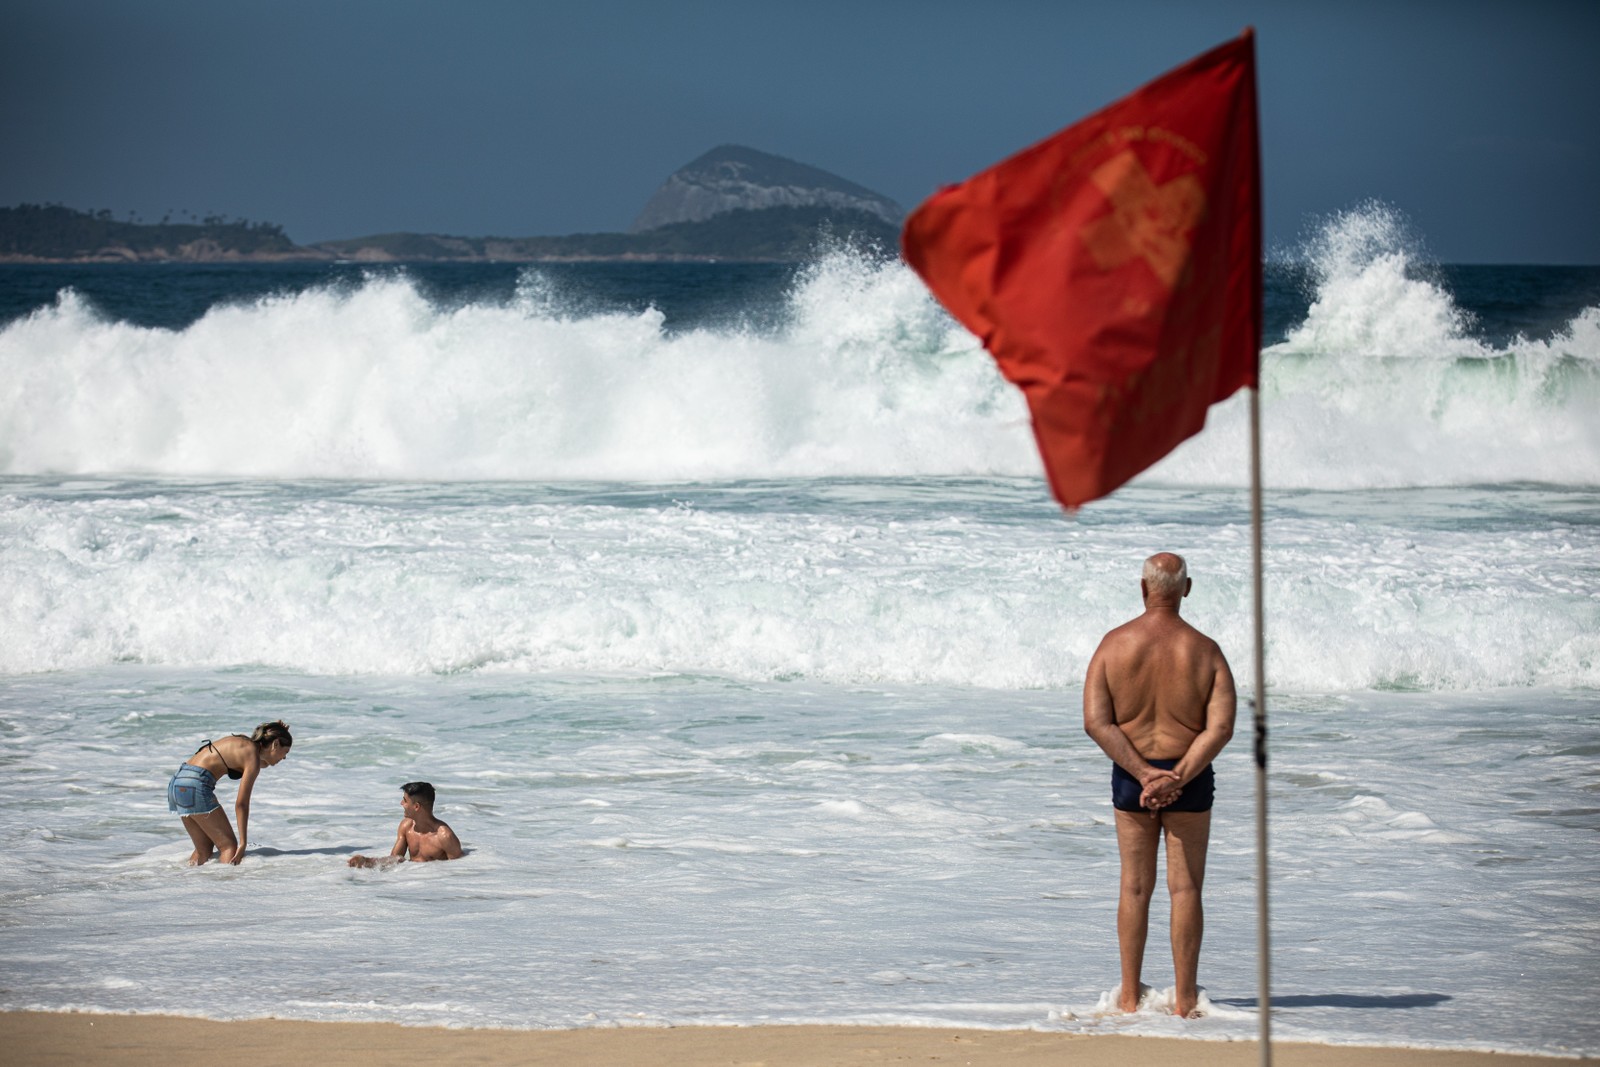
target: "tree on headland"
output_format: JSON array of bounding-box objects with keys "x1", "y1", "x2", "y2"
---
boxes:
[{"x1": 0, "y1": 203, "x2": 297, "y2": 259}]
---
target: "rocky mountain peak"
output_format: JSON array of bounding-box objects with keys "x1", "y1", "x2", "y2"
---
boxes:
[{"x1": 629, "y1": 144, "x2": 903, "y2": 234}]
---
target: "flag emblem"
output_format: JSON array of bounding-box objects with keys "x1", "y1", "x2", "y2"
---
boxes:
[{"x1": 1081, "y1": 150, "x2": 1206, "y2": 290}]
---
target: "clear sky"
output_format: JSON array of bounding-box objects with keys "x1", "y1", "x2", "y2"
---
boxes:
[{"x1": 3, "y1": 0, "x2": 1595, "y2": 262}]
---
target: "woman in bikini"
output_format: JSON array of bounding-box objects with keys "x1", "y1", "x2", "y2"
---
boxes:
[{"x1": 167, "y1": 720, "x2": 293, "y2": 865}]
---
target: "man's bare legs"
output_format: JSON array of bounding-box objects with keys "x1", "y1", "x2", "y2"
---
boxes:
[
  {"x1": 1114, "y1": 808, "x2": 1212, "y2": 1016},
  {"x1": 1163, "y1": 810, "x2": 1212, "y2": 1017},
  {"x1": 1113, "y1": 810, "x2": 1161, "y2": 1012}
]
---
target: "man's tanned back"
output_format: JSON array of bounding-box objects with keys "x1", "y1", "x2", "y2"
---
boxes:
[{"x1": 1094, "y1": 608, "x2": 1230, "y2": 761}]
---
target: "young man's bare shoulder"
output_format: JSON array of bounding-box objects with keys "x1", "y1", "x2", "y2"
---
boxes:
[{"x1": 398, "y1": 817, "x2": 417, "y2": 833}]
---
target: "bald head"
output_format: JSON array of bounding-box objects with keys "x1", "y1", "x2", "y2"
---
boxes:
[{"x1": 1142, "y1": 552, "x2": 1190, "y2": 603}]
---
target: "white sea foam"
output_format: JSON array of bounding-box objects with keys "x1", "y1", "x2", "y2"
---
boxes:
[
  {"x1": 0, "y1": 259, "x2": 1029, "y2": 481},
  {"x1": 1, "y1": 479, "x2": 1595, "y2": 689},
  {"x1": 0, "y1": 674, "x2": 1592, "y2": 1054},
  {"x1": 1153, "y1": 206, "x2": 1600, "y2": 489},
  {"x1": 2, "y1": 210, "x2": 1596, "y2": 488}
]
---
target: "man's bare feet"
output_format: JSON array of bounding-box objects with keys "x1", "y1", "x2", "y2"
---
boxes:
[{"x1": 1111, "y1": 983, "x2": 1151, "y2": 1013}]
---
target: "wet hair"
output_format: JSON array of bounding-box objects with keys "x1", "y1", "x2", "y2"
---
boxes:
[
  {"x1": 250, "y1": 720, "x2": 293, "y2": 750},
  {"x1": 1142, "y1": 553, "x2": 1188, "y2": 597},
  {"x1": 401, "y1": 781, "x2": 436, "y2": 807}
]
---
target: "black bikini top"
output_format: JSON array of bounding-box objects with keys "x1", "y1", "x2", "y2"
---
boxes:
[{"x1": 198, "y1": 738, "x2": 244, "y2": 780}]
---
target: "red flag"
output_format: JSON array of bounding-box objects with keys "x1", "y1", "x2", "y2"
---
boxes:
[{"x1": 902, "y1": 31, "x2": 1261, "y2": 508}]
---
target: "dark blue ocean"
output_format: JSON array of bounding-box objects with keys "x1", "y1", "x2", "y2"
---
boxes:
[
  {"x1": 5, "y1": 256, "x2": 1598, "y2": 346},
  {"x1": 0, "y1": 205, "x2": 1596, "y2": 1053}
]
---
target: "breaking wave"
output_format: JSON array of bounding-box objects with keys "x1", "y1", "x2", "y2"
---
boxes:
[{"x1": 1, "y1": 204, "x2": 1595, "y2": 488}]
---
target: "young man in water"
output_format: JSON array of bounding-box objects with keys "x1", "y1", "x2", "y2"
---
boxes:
[
  {"x1": 1082, "y1": 553, "x2": 1236, "y2": 1018},
  {"x1": 348, "y1": 781, "x2": 464, "y2": 867}
]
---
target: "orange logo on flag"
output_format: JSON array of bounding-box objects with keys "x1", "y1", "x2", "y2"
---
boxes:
[{"x1": 1080, "y1": 151, "x2": 1205, "y2": 290}]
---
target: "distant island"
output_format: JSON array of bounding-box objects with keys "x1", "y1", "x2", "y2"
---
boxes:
[{"x1": 0, "y1": 146, "x2": 904, "y2": 264}]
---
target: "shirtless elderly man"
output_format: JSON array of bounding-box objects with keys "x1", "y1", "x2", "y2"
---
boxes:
[{"x1": 1083, "y1": 552, "x2": 1236, "y2": 1018}]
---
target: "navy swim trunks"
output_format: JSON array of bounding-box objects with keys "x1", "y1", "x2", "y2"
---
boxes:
[{"x1": 1112, "y1": 758, "x2": 1215, "y2": 813}]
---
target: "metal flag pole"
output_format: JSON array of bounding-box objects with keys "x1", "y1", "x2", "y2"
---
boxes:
[{"x1": 1249, "y1": 385, "x2": 1272, "y2": 1064}]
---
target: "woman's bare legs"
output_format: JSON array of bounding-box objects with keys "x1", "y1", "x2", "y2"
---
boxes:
[
  {"x1": 183, "y1": 809, "x2": 239, "y2": 865},
  {"x1": 180, "y1": 815, "x2": 215, "y2": 864}
]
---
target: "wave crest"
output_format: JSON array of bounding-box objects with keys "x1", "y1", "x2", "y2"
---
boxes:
[{"x1": 1, "y1": 211, "x2": 1595, "y2": 488}]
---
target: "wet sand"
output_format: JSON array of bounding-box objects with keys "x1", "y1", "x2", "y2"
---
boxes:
[{"x1": 1, "y1": 1011, "x2": 1570, "y2": 1067}]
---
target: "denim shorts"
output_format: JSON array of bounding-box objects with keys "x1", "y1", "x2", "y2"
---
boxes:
[{"x1": 168, "y1": 764, "x2": 220, "y2": 817}]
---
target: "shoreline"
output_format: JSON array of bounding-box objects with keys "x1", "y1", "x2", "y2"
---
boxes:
[{"x1": 1, "y1": 1012, "x2": 1577, "y2": 1067}]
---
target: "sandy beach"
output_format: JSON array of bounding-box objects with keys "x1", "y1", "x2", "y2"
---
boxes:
[{"x1": 2, "y1": 1012, "x2": 1574, "y2": 1067}]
